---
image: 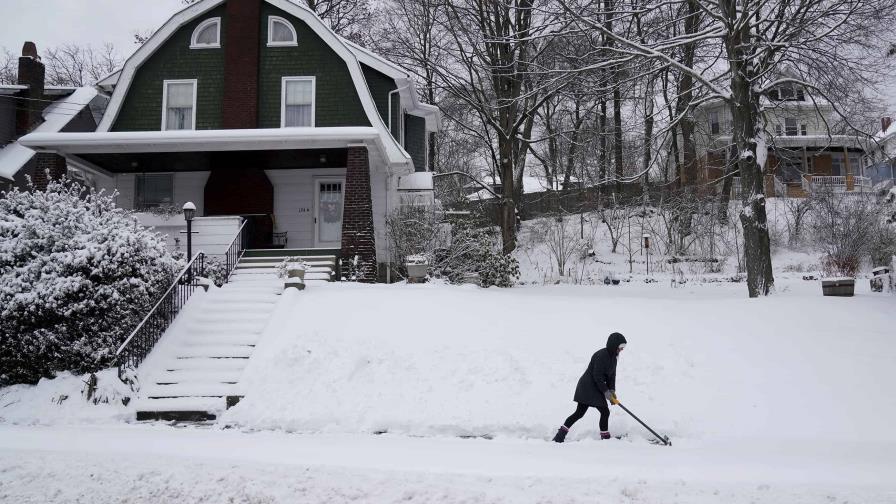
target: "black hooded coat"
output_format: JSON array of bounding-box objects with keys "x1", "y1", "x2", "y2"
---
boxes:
[{"x1": 573, "y1": 333, "x2": 627, "y2": 407}]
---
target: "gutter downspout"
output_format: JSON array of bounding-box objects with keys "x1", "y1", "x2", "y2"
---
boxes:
[{"x1": 387, "y1": 85, "x2": 411, "y2": 144}]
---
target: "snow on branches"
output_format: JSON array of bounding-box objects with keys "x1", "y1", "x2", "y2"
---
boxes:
[{"x1": 0, "y1": 181, "x2": 180, "y2": 386}]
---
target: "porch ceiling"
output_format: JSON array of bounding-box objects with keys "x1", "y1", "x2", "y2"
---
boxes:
[{"x1": 73, "y1": 148, "x2": 349, "y2": 174}]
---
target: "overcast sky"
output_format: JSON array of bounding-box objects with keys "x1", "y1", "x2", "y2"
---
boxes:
[{"x1": 1, "y1": 0, "x2": 187, "y2": 61}]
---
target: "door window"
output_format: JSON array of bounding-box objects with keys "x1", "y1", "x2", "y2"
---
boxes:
[{"x1": 318, "y1": 181, "x2": 343, "y2": 244}]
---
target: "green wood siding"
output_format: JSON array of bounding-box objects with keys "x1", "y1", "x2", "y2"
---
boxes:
[
  {"x1": 404, "y1": 113, "x2": 427, "y2": 171},
  {"x1": 112, "y1": 6, "x2": 227, "y2": 131},
  {"x1": 361, "y1": 64, "x2": 397, "y2": 126},
  {"x1": 258, "y1": 3, "x2": 369, "y2": 128}
]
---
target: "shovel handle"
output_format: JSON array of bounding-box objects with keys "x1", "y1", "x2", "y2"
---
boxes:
[{"x1": 617, "y1": 401, "x2": 671, "y2": 446}]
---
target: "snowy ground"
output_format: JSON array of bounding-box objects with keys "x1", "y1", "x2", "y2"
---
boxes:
[{"x1": 1, "y1": 276, "x2": 894, "y2": 502}]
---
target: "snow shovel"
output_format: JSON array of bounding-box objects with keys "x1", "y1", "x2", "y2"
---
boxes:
[{"x1": 616, "y1": 401, "x2": 671, "y2": 446}]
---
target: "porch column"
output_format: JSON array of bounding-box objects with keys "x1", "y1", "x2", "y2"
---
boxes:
[
  {"x1": 341, "y1": 145, "x2": 378, "y2": 282},
  {"x1": 843, "y1": 146, "x2": 854, "y2": 191}
]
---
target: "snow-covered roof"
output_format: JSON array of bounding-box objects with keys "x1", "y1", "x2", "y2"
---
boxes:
[
  {"x1": 0, "y1": 86, "x2": 98, "y2": 181},
  {"x1": 0, "y1": 84, "x2": 28, "y2": 95},
  {"x1": 466, "y1": 175, "x2": 581, "y2": 200},
  {"x1": 398, "y1": 172, "x2": 433, "y2": 191}
]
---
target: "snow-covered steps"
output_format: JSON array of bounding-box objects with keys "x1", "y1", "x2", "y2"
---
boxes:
[
  {"x1": 237, "y1": 248, "x2": 340, "y2": 282},
  {"x1": 135, "y1": 269, "x2": 282, "y2": 421}
]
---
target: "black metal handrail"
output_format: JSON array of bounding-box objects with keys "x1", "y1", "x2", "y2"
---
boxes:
[
  {"x1": 116, "y1": 253, "x2": 206, "y2": 381},
  {"x1": 224, "y1": 219, "x2": 251, "y2": 282}
]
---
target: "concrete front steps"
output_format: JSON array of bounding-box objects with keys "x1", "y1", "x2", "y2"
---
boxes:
[
  {"x1": 235, "y1": 249, "x2": 340, "y2": 282},
  {"x1": 133, "y1": 249, "x2": 337, "y2": 421},
  {"x1": 134, "y1": 270, "x2": 282, "y2": 421}
]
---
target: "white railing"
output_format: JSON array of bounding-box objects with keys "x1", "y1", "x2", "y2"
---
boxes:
[{"x1": 853, "y1": 176, "x2": 872, "y2": 192}]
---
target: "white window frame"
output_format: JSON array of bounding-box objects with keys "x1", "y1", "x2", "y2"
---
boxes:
[
  {"x1": 268, "y1": 16, "x2": 298, "y2": 47},
  {"x1": 280, "y1": 76, "x2": 316, "y2": 128},
  {"x1": 161, "y1": 79, "x2": 198, "y2": 131},
  {"x1": 190, "y1": 18, "x2": 221, "y2": 49}
]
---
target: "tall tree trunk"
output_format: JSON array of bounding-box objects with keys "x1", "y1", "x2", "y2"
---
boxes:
[
  {"x1": 641, "y1": 88, "x2": 654, "y2": 201},
  {"x1": 599, "y1": 97, "x2": 608, "y2": 183},
  {"x1": 613, "y1": 86, "x2": 624, "y2": 193},
  {"x1": 723, "y1": 0, "x2": 774, "y2": 297}
]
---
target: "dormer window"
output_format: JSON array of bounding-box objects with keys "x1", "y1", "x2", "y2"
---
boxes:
[
  {"x1": 268, "y1": 16, "x2": 298, "y2": 46},
  {"x1": 190, "y1": 18, "x2": 221, "y2": 49}
]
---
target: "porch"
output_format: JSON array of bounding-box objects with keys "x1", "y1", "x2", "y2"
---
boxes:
[{"x1": 730, "y1": 174, "x2": 873, "y2": 199}]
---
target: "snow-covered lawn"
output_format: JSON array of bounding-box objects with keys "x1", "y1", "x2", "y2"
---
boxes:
[{"x1": 1, "y1": 279, "x2": 893, "y2": 502}]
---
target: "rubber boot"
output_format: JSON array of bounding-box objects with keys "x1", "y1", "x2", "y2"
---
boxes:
[
  {"x1": 552, "y1": 426, "x2": 568, "y2": 443},
  {"x1": 600, "y1": 431, "x2": 611, "y2": 440}
]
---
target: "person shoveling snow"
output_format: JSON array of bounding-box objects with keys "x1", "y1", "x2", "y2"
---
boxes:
[{"x1": 553, "y1": 332, "x2": 626, "y2": 442}]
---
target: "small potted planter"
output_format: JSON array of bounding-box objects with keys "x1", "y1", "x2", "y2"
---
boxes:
[
  {"x1": 278, "y1": 258, "x2": 309, "y2": 290},
  {"x1": 821, "y1": 277, "x2": 855, "y2": 297},
  {"x1": 870, "y1": 266, "x2": 890, "y2": 293},
  {"x1": 405, "y1": 254, "x2": 429, "y2": 283}
]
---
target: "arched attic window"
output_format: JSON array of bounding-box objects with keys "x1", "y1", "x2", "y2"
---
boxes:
[
  {"x1": 268, "y1": 16, "x2": 298, "y2": 47},
  {"x1": 190, "y1": 18, "x2": 221, "y2": 49}
]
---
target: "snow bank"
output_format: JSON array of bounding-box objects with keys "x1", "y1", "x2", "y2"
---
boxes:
[
  {"x1": 223, "y1": 281, "x2": 896, "y2": 443},
  {"x1": 0, "y1": 369, "x2": 132, "y2": 425}
]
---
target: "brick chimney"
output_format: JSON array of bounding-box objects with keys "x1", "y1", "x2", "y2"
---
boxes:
[
  {"x1": 882, "y1": 116, "x2": 892, "y2": 133},
  {"x1": 16, "y1": 41, "x2": 45, "y2": 136},
  {"x1": 222, "y1": 0, "x2": 262, "y2": 129}
]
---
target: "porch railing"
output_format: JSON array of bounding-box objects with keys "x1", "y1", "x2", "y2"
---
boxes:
[
  {"x1": 223, "y1": 218, "x2": 251, "y2": 283},
  {"x1": 854, "y1": 176, "x2": 872, "y2": 192},
  {"x1": 115, "y1": 253, "x2": 205, "y2": 381}
]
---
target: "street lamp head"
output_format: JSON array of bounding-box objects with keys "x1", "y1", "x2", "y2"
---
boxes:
[{"x1": 182, "y1": 202, "x2": 196, "y2": 221}]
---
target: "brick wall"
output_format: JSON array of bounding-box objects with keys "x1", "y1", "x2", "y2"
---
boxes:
[
  {"x1": 223, "y1": 0, "x2": 261, "y2": 129},
  {"x1": 31, "y1": 153, "x2": 67, "y2": 191},
  {"x1": 340, "y1": 146, "x2": 377, "y2": 282}
]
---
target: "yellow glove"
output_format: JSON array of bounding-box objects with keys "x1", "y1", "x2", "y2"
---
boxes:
[{"x1": 604, "y1": 390, "x2": 619, "y2": 405}]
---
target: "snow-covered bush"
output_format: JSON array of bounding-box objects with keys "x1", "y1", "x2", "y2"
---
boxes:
[
  {"x1": 0, "y1": 181, "x2": 180, "y2": 386},
  {"x1": 809, "y1": 189, "x2": 877, "y2": 278},
  {"x1": 276, "y1": 257, "x2": 310, "y2": 278},
  {"x1": 202, "y1": 256, "x2": 228, "y2": 287},
  {"x1": 531, "y1": 214, "x2": 589, "y2": 276},
  {"x1": 386, "y1": 205, "x2": 447, "y2": 278},
  {"x1": 434, "y1": 220, "x2": 519, "y2": 288}
]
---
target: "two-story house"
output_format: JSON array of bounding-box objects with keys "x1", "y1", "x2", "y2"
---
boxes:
[
  {"x1": 18, "y1": 0, "x2": 440, "y2": 282},
  {"x1": 861, "y1": 117, "x2": 896, "y2": 186},
  {"x1": 693, "y1": 82, "x2": 868, "y2": 198},
  {"x1": 0, "y1": 43, "x2": 105, "y2": 193}
]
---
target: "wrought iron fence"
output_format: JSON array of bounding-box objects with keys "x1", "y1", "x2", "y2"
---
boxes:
[
  {"x1": 224, "y1": 219, "x2": 251, "y2": 283},
  {"x1": 115, "y1": 253, "x2": 205, "y2": 381}
]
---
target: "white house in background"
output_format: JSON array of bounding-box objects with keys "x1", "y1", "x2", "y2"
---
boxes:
[
  {"x1": 693, "y1": 81, "x2": 870, "y2": 198},
  {"x1": 862, "y1": 117, "x2": 896, "y2": 186},
  {"x1": 17, "y1": 0, "x2": 440, "y2": 282}
]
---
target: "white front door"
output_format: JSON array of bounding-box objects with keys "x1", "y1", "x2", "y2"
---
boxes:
[{"x1": 314, "y1": 178, "x2": 345, "y2": 248}]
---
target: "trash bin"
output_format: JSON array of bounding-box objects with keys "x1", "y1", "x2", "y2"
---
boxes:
[{"x1": 870, "y1": 266, "x2": 890, "y2": 293}]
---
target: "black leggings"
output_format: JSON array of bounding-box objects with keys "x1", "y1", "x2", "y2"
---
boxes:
[{"x1": 564, "y1": 401, "x2": 610, "y2": 432}]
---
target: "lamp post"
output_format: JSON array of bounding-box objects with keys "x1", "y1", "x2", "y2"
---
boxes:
[{"x1": 183, "y1": 202, "x2": 196, "y2": 260}]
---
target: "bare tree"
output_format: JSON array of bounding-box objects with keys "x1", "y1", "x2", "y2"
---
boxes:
[
  {"x1": 561, "y1": 0, "x2": 896, "y2": 297},
  {"x1": 43, "y1": 43, "x2": 121, "y2": 87},
  {"x1": 0, "y1": 48, "x2": 15, "y2": 85},
  {"x1": 432, "y1": 0, "x2": 571, "y2": 254}
]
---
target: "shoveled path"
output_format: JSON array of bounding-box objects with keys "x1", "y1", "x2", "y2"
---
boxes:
[{"x1": 0, "y1": 424, "x2": 892, "y2": 503}]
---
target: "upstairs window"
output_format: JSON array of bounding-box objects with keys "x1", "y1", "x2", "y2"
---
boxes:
[
  {"x1": 191, "y1": 18, "x2": 221, "y2": 49},
  {"x1": 784, "y1": 117, "x2": 798, "y2": 136},
  {"x1": 162, "y1": 80, "x2": 197, "y2": 131},
  {"x1": 281, "y1": 77, "x2": 315, "y2": 127},
  {"x1": 268, "y1": 16, "x2": 298, "y2": 46},
  {"x1": 709, "y1": 111, "x2": 720, "y2": 135},
  {"x1": 135, "y1": 173, "x2": 174, "y2": 210}
]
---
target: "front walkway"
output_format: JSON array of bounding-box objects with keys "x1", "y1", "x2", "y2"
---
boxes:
[{"x1": 0, "y1": 424, "x2": 892, "y2": 503}]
